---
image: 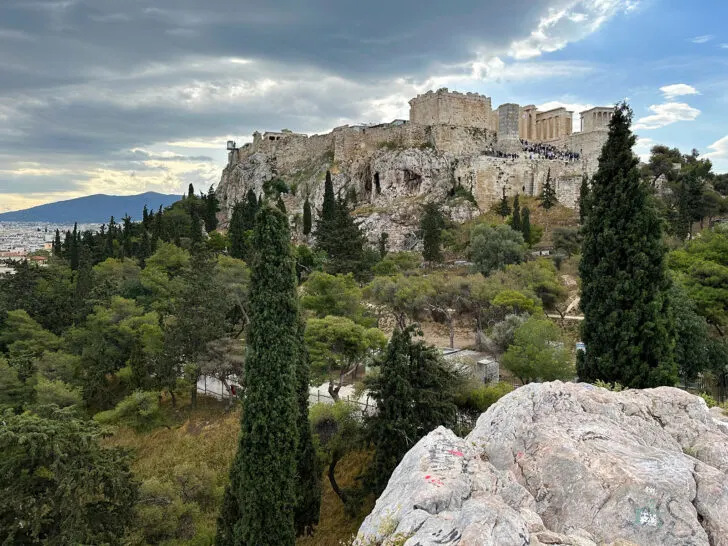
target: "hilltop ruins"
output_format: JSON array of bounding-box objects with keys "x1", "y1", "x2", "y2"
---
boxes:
[{"x1": 216, "y1": 89, "x2": 613, "y2": 249}]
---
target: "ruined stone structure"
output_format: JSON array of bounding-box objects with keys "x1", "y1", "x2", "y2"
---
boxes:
[{"x1": 216, "y1": 88, "x2": 613, "y2": 250}]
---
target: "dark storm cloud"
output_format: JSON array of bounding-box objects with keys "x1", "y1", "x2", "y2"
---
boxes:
[
  {"x1": 1, "y1": 0, "x2": 552, "y2": 88},
  {"x1": 0, "y1": 0, "x2": 622, "y2": 202}
]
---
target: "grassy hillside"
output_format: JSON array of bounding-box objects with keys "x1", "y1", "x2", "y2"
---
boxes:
[{"x1": 104, "y1": 396, "x2": 370, "y2": 546}]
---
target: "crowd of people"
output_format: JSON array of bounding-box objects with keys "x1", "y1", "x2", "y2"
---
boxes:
[
  {"x1": 520, "y1": 139, "x2": 581, "y2": 161},
  {"x1": 481, "y1": 140, "x2": 582, "y2": 162}
]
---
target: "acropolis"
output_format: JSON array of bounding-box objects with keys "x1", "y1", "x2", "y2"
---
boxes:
[{"x1": 217, "y1": 89, "x2": 614, "y2": 248}]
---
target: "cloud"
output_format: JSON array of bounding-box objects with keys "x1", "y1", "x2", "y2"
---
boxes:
[
  {"x1": 721, "y1": 43, "x2": 728, "y2": 49},
  {"x1": 703, "y1": 136, "x2": 728, "y2": 174},
  {"x1": 633, "y1": 136, "x2": 655, "y2": 162},
  {"x1": 659, "y1": 83, "x2": 699, "y2": 99},
  {"x1": 0, "y1": 0, "x2": 636, "y2": 209},
  {"x1": 508, "y1": 0, "x2": 639, "y2": 59},
  {"x1": 633, "y1": 102, "x2": 701, "y2": 130},
  {"x1": 691, "y1": 35, "x2": 714, "y2": 44}
]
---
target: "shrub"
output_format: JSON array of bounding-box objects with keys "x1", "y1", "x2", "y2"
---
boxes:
[
  {"x1": 172, "y1": 463, "x2": 216, "y2": 508},
  {"x1": 454, "y1": 381, "x2": 513, "y2": 415},
  {"x1": 134, "y1": 477, "x2": 200, "y2": 544},
  {"x1": 699, "y1": 392, "x2": 718, "y2": 408},
  {"x1": 34, "y1": 376, "x2": 82, "y2": 409},
  {"x1": 593, "y1": 379, "x2": 626, "y2": 392}
]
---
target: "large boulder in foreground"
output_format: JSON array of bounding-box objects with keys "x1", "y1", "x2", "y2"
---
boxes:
[{"x1": 355, "y1": 382, "x2": 728, "y2": 546}]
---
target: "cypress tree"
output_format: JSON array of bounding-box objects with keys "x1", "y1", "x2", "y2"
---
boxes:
[
  {"x1": 276, "y1": 194, "x2": 287, "y2": 214},
  {"x1": 497, "y1": 188, "x2": 511, "y2": 218},
  {"x1": 579, "y1": 175, "x2": 590, "y2": 225},
  {"x1": 188, "y1": 183, "x2": 195, "y2": 198},
  {"x1": 121, "y1": 215, "x2": 133, "y2": 258},
  {"x1": 540, "y1": 169, "x2": 558, "y2": 209},
  {"x1": 578, "y1": 103, "x2": 676, "y2": 388},
  {"x1": 53, "y1": 229, "x2": 62, "y2": 257},
  {"x1": 228, "y1": 202, "x2": 247, "y2": 260},
  {"x1": 217, "y1": 206, "x2": 299, "y2": 545},
  {"x1": 69, "y1": 223, "x2": 79, "y2": 270},
  {"x1": 420, "y1": 202, "x2": 444, "y2": 263},
  {"x1": 294, "y1": 319, "x2": 321, "y2": 536},
  {"x1": 241, "y1": 189, "x2": 259, "y2": 233},
  {"x1": 521, "y1": 207, "x2": 531, "y2": 246},
  {"x1": 142, "y1": 205, "x2": 150, "y2": 228},
  {"x1": 205, "y1": 185, "x2": 220, "y2": 232},
  {"x1": 511, "y1": 194, "x2": 522, "y2": 232},
  {"x1": 302, "y1": 196, "x2": 312, "y2": 235},
  {"x1": 326, "y1": 198, "x2": 367, "y2": 277}
]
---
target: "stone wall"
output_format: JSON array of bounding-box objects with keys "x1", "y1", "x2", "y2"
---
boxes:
[
  {"x1": 409, "y1": 88, "x2": 493, "y2": 129},
  {"x1": 456, "y1": 156, "x2": 585, "y2": 210},
  {"x1": 581, "y1": 107, "x2": 614, "y2": 133}
]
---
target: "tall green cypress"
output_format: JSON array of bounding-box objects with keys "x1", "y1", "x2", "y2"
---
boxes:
[
  {"x1": 121, "y1": 215, "x2": 133, "y2": 258},
  {"x1": 188, "y1": 183, "x2": 195, "y2": 198},
  {"x1": 217, "y1": 206, "x2": 299, "y2": 546},
  {"x1": 53, "y1": 229, "x2": 62, "y2": 257},
  {"x1": 579, "y1": 175, "x2": 590, "y2": 225},
  {"x1": 521, "y1": 207, "x2": 531, "y2": 246},
  {"x1": 242, "y1": 188, "x2": 259, "y2": 231},
  {"x1": 578, "y1": 103, "x2": 676, "y2": 388},
  {"x1": 540, "y1": 169, "x2": 558, "y2": 209},
  {"x1": 276, "y1": 194, "x2": 287, "y2": 214},
  {"x1": 228, "y1": 202, "x2": 247, "y2": 260},
  {"x1": 294, "y1": 319, "x2": 321, "y2": 536},
  {"x1": 205, "y1": 185, "x2": 220, "y2": 233},
  {"x1": 497, "y1": 188, "x2": 511, "y2": 218},
  {"x1": 69, "y1": 223, "x2": 79, "y2": 270},
  {"x1": 511, "y1": 194, "x2": 522, "y2": 232},
  {"x1": 420, "y1": 202, "x2": 444, "y2": 263},
  {"x1": 302, "y1": 196, "x2": 312, "y2": 235}
]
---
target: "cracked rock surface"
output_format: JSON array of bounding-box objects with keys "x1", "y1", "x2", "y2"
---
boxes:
[{"x1": 355, "y1": 382, "x2": 728, "y2": 546}]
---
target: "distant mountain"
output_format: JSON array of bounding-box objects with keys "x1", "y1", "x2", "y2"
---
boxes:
[{"x1": 0, "y1": 192, "x2": 182, "y2": 224}]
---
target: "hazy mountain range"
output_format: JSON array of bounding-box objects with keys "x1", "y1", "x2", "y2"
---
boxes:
[{"x1": 0, "y1": 192, "x2": 181, "y2": 224}]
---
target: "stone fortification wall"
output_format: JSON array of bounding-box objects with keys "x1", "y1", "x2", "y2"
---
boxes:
[
  {"x1": 409, "y1": 89, "x2": 493, "y2": 129},
  {"x1": 332, "y1": 123, "x2": 430, "y2": 163},
  {"x1": 555, "y1": 129, "x2": 609, "y2": 176},
  {"x1": 581, "y1": 107, "x2": 613, "y2": 133},
  {"x1": 495, "y1": 103, "x2": 521, "y2": 154},
  {"x1": 429, "y1": 125, "x2": 496, "y2": 156},
  {"x1": 455, "y1": 156, "x2": 585, "y2": 209}
]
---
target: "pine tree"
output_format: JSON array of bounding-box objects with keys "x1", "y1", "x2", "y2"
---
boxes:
[
  {"x1": 228, "y1": 202, "x2": 247, "y2": 260},
  {"x1": 578, "y1": 103, "x2": 676, "y2": 388},
  {"x1": 540, "y1": 170, "x2": 558, "y2": 209},
  {"x1": 217, "y1": 206, "x2": 299, "y2": 545},
  {"x1": 521, "y1": 207, "x2": 532, "y2": 245},
  {"x1": 294, "y1": 319, "x2": 321, "y2": 536},
  {"x1": 498, "y1": 188, "x2": 511, "y2": 218},
  {"x1": 579, "y1": 175, "x2": 590, "y2": 224},
  {"x1": 511, "y1": 194, "x2": 522, "y2": 232},
  {"x1": 420, "y1": 203, "x2": 444, "y2": 263},
  {"x1": 302, "y1": 196, "x2": 312, "y2": 235}
]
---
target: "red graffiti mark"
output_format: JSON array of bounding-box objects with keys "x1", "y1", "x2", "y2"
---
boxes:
[
  {"x1": 424, "y1": 475, "x2": 444, "y2": 487},
  {"x1": 516, "y1": 451, "x2": 524, "y2": 459},
  {"x1": 424, "y1": 475, "x2": 431, "y2": 480},
  {"x1": 448, "y1": 449, "x2": 464, "y2": 457}
]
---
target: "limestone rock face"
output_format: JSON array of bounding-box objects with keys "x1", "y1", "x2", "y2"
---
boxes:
[{"x1": 355, "y1": 382, "x2": 728, "y2": 546}]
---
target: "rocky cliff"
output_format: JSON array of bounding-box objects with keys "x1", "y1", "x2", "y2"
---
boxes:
[{"x1": 355, "y1": 382, "x2": 728, "y2": 546}]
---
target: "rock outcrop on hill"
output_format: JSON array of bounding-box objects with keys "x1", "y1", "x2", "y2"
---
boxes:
[{"x1": 355, "y1": 382, "x2": 728, "y2": 546}]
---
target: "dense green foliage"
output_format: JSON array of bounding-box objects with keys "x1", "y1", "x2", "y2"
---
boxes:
[
  {"x1": 578, "y1": 104, "x2": 677, "y2": 388},
  {"x1": 470, "y1": 223, "x2": 526, "y2": 276},
  {"x1": 366, "y1": 326, "x2": 460, "y2": 494},
  {"x1": 0, "y1": 407, "x2": 137, "y2": 545},
  {"x1": 502, "y1": 317, "x2": 573, "y2": 384}
]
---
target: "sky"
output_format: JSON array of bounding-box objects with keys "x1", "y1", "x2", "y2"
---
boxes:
[{"x1": 1, "y1": 0, "x2": 727, "y2": 213}]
